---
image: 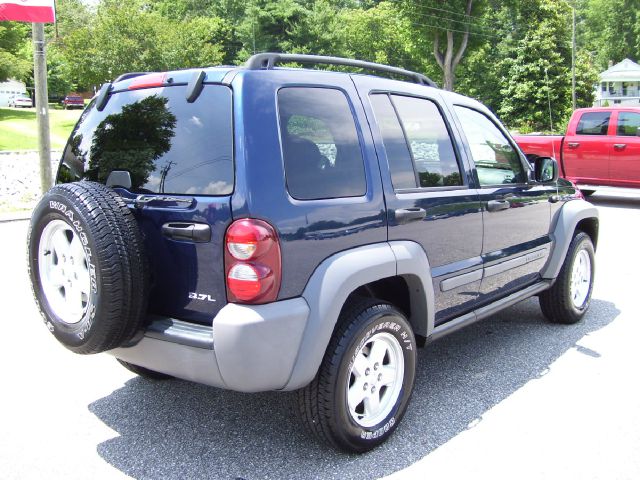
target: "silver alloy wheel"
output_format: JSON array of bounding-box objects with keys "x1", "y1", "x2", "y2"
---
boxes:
[
  {"x1": 38, "y1": 219, "x2": 91, "y2": 324},
  {"x1": 347, "y1": 331, "x2": 405, "y2": 428},
  {"x1": 570, "y1": 248, "x2": 592, "y2": 309}
]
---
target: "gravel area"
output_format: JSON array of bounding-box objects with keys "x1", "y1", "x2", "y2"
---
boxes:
[{"x1": 0, "y1": 151, "x2": 60, "y2": 212}]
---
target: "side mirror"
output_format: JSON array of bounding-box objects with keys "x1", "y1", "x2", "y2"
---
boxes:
[{"x1": 534, "y1": 156, "x2": 558, "y2": 183}]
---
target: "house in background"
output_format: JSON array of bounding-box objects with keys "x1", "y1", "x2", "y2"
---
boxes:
[
  {"x1": 0, "y1": 79, "x2": 27, "y2": 107},
  {"x1": 594, "y1": 58, "x2": 640, "y2": 106}
]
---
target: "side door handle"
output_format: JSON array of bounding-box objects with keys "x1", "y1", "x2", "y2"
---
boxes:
[
  {"x1": 394, "y1": 208, "x2": 426, "y2": 224},
  {"x1": 487, "y1": 200, "x2": 511, "y2": 212},
  {"x1": 613, "y1": 143, "x2": 627, "y2": 151},
  {"x1": 162, "y1": 222, "x2": 211, "y2": 242},
  {"x1": 567, "y1": 142, "x2": 580, "y2": 149}
]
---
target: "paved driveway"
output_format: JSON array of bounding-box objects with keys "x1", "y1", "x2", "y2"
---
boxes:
[{"x1": 1, "y1": 191, "x2": 638, "y2": 480}]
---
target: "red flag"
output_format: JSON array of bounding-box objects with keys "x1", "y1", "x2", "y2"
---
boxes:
[{"x1": 0, "y1": 1, "x2": 56, "y2": 23}]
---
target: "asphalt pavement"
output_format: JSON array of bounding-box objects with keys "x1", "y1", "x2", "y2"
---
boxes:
[{"x1": 1, "y1": 190, "x2": 638, "y2": 480}]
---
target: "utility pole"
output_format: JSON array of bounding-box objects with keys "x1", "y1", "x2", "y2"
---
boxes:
[
  {"x1": 572, "y1": 6, "x2": 576, "y2": 111},
  {"x1": 32, "y1": 22, "x2": 52, "y2": 193}
]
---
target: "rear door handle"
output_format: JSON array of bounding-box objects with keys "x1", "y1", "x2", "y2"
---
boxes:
[
  {"x1": 487, "y1": 200, "x2": 511, "y2": 212},
  {"x1": 613, "y1": 143, "x2": 627, "y2": 150},
  {"x1": 162, "y1": 222, "x2": 211, "y2": 242},
  {"x1": 567, "y1": 142, "x2": 580, "y2": 149},
  {"x1": 394, "y1": 208, "x2": 426, "y2": 224}
]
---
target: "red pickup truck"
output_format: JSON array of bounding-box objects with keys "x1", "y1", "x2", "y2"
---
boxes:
[{"x1": 514, "y1": 107, "x2": 640, "y2": 194}]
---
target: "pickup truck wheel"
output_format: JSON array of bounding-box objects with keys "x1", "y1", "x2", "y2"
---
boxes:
[
  {"x1": 580, "y1": 189, "x2": 595, "y2": 197},
  {"x1": 539, "y1": 232, "x2": 595, "y2": 324},
  {"x1": 27, "y1": 181, "x2": 148, "y2": 354},
  {"x1": 297, "y1": 300, "x2": 416, "y2": 453},
  {"x1": 117, "y1": 359, "x2": 173, "y2": 380}
]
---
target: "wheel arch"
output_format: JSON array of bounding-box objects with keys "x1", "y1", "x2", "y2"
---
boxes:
[
  {"x1": 282, "y1": 241, "x2": 434, "y2": 391},
  {"x1": 541, "y1": 199, "x2": 599, "y2": 280}
]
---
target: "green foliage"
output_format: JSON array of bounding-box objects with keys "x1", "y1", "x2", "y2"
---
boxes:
[
  {"x1": 0, "y1": 22, "x2": 31, "y2": 82},
  {"x1": 582, "y1": 0, "x2": 640, "y2": 69}
]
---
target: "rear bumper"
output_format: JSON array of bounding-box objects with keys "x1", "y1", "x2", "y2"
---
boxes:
[{"x1": 108, "y1": 297, "x2": 310, "y2": 392}]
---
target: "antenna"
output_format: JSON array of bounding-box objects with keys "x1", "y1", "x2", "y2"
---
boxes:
[{"x1": 544, "y1": 68, "x2": 557, "y2": 160}]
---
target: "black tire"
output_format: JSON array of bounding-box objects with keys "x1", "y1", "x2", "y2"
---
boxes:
[
  {"x1": 117, "y1": 359, "x2": 173, "y2": 380},
  {"x1": 27, "y1": 181, "x2": 149, "y2": 354},
  {"x1": 539, "y1": 232, "x2": 595, "y2": 324},
  {"x1": 297, "y1": 299, "x2": 416, "y2": 453},
  {"x1": 580, "y1": 189, "x2": 595, "y2": 197}
]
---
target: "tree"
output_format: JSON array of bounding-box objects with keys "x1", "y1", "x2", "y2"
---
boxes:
[
  {"x1": 582, "y1": 0, "x2": 640, "y2": 69},
  {"x1": 0, "y1": 22, "x2": 31, "y2": 82},
  {"x1": 397, "y1": 0, "x2": 488, "y2": 90},
  {"x1": 497, "y1": 0, "x2": 573, "y2": 132}
]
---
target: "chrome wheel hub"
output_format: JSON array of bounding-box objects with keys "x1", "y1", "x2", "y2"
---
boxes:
[
  {"x1": 38, "y1": 220, "x2": 91, "y2": 323},
  {"x1": 570, "y1": 249, "x2": 591, "y2": 309},
  {"x1": 347, "y1": 331, "x2": 404, "y2": 428}
]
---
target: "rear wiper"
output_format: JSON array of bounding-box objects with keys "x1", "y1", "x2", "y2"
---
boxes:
[{"x1": 134, "y1": 195, "x2": 194, "y2": 209}]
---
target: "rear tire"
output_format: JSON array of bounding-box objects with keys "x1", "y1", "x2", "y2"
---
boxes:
[
  {"x1": 297, "y1": 299, "x2": 416, "y2": 453},
  {"x1": 580, "y1": 189, "x2": 595, "y2": 197},
  {"x1": 539, "y1": 232, "x2": 595, "y2": 324},
  {"x1": 117, "y1": 359, "x2": 173, "y2": 380}
]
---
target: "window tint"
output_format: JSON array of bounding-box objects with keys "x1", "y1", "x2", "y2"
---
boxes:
[
  {"x1": 616, "y1": 112, "x2": 640, "y2": 136},
  {"x1": 392, "y1": 95, "x2": 462, "y2": 188},
  {"x1": 58, "y1": 85, "x2": 234, "y2": 195},
  {"x1": 369, "y1": 94, "x2": 417, "y2": 189},
  {"x1": 278, "y1": 88, "x2": 366, "y2": 200},
  {"x1": 454, "y1": 106, "x2": 525, "y2": 186},
  {"x1": 576, "y1": 112, "x2": 611, "y2": 135}
]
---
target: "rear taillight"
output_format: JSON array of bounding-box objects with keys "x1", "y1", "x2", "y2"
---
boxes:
[
  {"x1": 128, "y1": 73, "x2": 167, "y2": 90},
  {"x1": 224, "y1": 219, "x2": 281, "y2": 303}
]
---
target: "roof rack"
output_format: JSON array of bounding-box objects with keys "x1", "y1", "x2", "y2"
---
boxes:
[{"x1": 245, "y1": 53, "x2": 437, "y2": 88}]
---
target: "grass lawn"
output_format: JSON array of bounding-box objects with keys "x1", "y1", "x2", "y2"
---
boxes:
[{"x1": 0, "y1": 105, "x2": 83, "y2": 151}]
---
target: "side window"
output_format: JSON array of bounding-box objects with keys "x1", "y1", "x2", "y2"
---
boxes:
[
  {"x1": 616, "y1": 112, "x2": 640, "y2": 136},
  {"x1": 278, "y1": 88, "x2": 366, "y2": 200},
  {"x1": 454, "y1": 106, "x2": 526, "y2": 186},
  {"x1": 392, "y1": 95, "x2": 462, "y2": 188},
  {"x1": 576, "y1": 112, "x2": 611, "y2": 135},
  {"x1": 369, "y1": 94, "x2": 417, "y2": 189}
]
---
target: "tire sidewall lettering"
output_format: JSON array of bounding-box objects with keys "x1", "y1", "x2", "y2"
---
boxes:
[
  {"x1": 35, "y1": 198, "x2": 99, "y2": 340},
  {"x1": 339, "y1": 310, "x2": 416, "y2": 447}
]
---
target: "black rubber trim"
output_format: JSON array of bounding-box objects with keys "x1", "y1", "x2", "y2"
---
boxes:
[
  {"x1": 145, "y1": 315, "x2": 214, "y2": 350},
  {"x1": 428, "y1": 281, "x2": 551, "y2": 343}
]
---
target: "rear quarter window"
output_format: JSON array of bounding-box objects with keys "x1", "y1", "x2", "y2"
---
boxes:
[
  {"x1": 58, "y1": 84, "x2": 234, "y2": 196},
  {"x1": 278, "y1": 87, "x2": 366, "y2": 200}
]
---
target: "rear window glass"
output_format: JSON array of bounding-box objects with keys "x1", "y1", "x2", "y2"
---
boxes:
[
  {"x1": 616, "y1": 112, "x2": 640, "y2": 136},
  {"x1": 576, "y1": 112, "x2": 611, "y2": 135},
  {"x1": 278, "y1": 87, "x2": 366, "y2": 200},
  {"x1": 58, "y1": 85, "x2": 233, "y2": 195}
]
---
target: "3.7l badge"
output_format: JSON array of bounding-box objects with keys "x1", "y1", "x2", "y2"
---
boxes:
[{"x1": 188, "y1": 292, "x2": 216, "y2": 302}]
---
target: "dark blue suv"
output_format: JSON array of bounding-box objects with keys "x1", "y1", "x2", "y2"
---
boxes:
[{"x1": 28, "y1": 54, "x2": 599, "y2": 452}]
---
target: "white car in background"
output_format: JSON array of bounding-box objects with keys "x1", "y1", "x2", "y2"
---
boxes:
[{"x1": 8, "y1": 94, "x2": 33, "y2": 108}]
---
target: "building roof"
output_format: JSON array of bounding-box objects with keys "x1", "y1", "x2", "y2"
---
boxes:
[{"x1": 600, "y1": 58, "x2": 640, "y2": 82}]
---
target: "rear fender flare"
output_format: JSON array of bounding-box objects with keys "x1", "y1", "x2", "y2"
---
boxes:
[{"x1": 282, "y1": 241, "x2": 435, "y2": 390}]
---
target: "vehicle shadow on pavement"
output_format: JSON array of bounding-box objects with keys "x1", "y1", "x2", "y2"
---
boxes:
[{"x1": 89, "y1": 297, "x2": 619, "y2": 480}]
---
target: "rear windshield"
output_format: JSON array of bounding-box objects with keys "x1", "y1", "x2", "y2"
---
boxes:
[{"x1": 58, "y1": 84, "x2": 233, "y2": 196}]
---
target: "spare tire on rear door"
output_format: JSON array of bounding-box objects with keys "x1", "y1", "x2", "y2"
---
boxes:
[{"x1": 27, "y1": 181, "x2": 148, "y2": 354}]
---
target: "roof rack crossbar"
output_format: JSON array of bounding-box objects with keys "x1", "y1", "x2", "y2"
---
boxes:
[{"x1": 245, "y1": 53, "x2": 437, "y2": 88}]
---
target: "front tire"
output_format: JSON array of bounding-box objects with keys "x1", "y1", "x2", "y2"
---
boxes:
[
  {"x1": 297, "y1": 300, "x2": 416, "y2": 453},
  {"x1": 539, "y1": 232, "x2": 595, "y2": 324}
]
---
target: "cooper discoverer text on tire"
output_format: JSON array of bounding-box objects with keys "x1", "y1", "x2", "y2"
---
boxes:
[
  {"x1": 297, "y1": 299, "x2": 417, "y2": 453},
  {"x1": 27, "y1": 181, "x2": 148, "y2": 354}
]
